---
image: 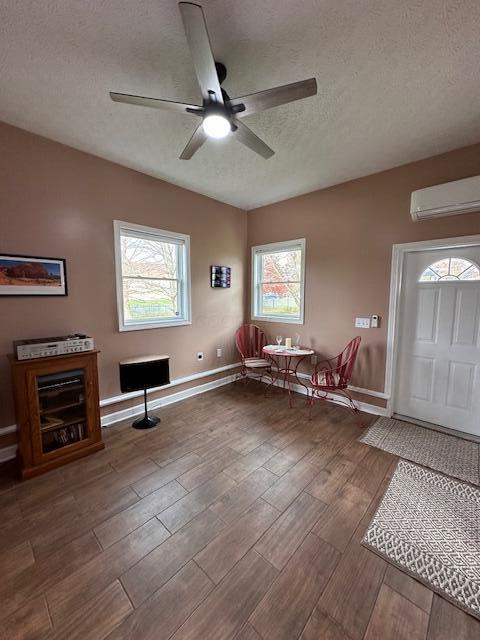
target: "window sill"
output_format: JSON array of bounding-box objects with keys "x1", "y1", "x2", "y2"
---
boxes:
[
  {"x1": 251, "y1": 315, "x2": 304, "y2": 325},
  {"x1": 119, "y1": 320, "x2": 192, "y2": 332}
]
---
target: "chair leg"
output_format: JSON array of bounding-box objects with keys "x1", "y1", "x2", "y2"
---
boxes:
[
  {"x1": 308, "y1": 390, "x2": 315, "y2": 421},
  {"x1": 352, "y1": 404, "x2": 367, "y2": 429},
  {"x1": 239, "y1": 366, "x2": 249, "y2": 390},
  {"x1": 264, "y1": 367, "x2": 277, "y2": 398},
  {"x1": 239, "y1": 365, "x2": 247, "y2": 385},
  {"x1": 343, "y1": 389, "x2": 366, "y2": 428},
  {"x1": 307, "y1": 384, "x2": 366, "y2": 428}
]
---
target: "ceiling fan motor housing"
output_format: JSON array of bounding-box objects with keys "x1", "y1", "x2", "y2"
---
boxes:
[{"x1": 215, "y1": 61, "x2": 227, "y2": 84}]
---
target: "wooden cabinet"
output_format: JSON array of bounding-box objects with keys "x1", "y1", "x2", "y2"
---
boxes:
[{"x1": 9, "y1": 351, "x2": 104, "y2": 479}]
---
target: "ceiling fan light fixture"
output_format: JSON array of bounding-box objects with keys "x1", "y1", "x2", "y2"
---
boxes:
[{"x1": 202, "y1": 114, "x2": 230, "y2": 139}]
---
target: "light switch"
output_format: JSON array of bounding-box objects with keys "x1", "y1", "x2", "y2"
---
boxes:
[{"x1": 355, "y1": 317, "x2": 371, "y2": 329}]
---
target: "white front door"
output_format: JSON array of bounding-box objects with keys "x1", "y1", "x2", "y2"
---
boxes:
[{"x1": 395, "y1": 246, "x2": 480, "y2": 436}]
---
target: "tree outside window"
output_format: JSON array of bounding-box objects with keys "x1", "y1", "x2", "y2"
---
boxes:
[
  {"x1": 121, "y1": 235, "x2": 180, "y2": 321},
  {"x1": 261, "y1": 249, "x2": 301, "y2": 316},
  {"x1": 252, "y1": 239, "x2": 305, "y2": 323},
  {"x1": 114, "y1": 221, "x2": 190, "y2": 331}
]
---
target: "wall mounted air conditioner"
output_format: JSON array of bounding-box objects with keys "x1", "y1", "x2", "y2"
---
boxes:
[{"x1": 410, "y1": 175, "x2": 480, "y2": 221}]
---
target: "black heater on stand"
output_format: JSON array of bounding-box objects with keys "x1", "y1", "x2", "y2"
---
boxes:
[{"x1": 119, "y1": 355, "x2": 170, "y2": 429}]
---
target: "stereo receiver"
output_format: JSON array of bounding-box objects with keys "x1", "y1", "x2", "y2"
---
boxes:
[{"x1": 14, "y1": 334, "x2": 94, "y2": 360}]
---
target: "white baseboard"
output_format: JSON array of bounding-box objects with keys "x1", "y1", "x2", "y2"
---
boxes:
[
  {"x1": 348, "y1": 385, "x2": 390, "y2": 400},
  {"x1": 268, "y1": 368, "x2": 390, "y2": 413},
  {"x1": 0, "y1": 424, "x2": 17, "y2": 464},
  {"x1": 290, "y1": 370, "x2": 389, "y2": 401},
  {"x1": 262, "y1": 376, "x2": 390, "y2": 417},
  {"x1": 0, "y1": 361, "x2": 388, "y2": 463},
  {"x1": 0, "y1": 366, "x2": 241, "y2": 463},
  {"x1": 0, "y1": 424, "x2": 16, "y2": 437},
  {"x1": 0, "y1": 444, "x2": 17, "y2": 464},
  {"x1": 100, "y1": 362, "x2": 241, "y2": 408},
  {"x1": 101, "y1": 372, "x2": 238, "y2": 427}
]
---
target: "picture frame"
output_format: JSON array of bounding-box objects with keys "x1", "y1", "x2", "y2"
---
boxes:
[
  {"x1": 0, "y1": 254, "x2": 68, "y2": 296},
  {"x1": 211, "y1": 265, "x2": 231, "y2": 288}
]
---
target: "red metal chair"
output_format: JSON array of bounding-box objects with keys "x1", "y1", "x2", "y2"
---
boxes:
[
  {"x1": 235, "y1": 324, "x2": 272, "y2": 383},
  {"x1": 309, "y1": 337, "x2": 362, "y2": 421}
]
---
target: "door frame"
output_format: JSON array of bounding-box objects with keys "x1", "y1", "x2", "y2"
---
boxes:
[{"x1": 384, "y1": 233, "x2": 480, "y2": 416}]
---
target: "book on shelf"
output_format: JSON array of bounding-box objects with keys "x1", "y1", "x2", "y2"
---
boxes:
[{"x1": 51, "y1": 422, "x2": 86, "y2": 447}]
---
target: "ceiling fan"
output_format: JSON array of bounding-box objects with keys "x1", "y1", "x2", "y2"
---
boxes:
[{"x1": 110, "y1": 2, "x2": 317, "y2": 160}]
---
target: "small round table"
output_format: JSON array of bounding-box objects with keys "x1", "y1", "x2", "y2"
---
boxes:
[{"x1": 263, "y1": 345, "x2": 315, "y2": 407}]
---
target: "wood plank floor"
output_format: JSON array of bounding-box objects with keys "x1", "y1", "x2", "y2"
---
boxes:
[{"x1": 0, "y1": 380, "x2": 479, "y2": 640}]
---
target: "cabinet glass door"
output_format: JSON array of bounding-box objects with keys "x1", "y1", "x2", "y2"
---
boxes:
[{"x1": 37, "y1": 369, "x2": 89, "y2": 454}]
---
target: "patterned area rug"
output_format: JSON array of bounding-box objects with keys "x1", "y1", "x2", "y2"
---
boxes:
[
  {"x1": 363, "y1": 460, "x2": 480, "y2": 620},
  {"x1": 360, "y1": 417, "x2": 480, "y2": 486}
]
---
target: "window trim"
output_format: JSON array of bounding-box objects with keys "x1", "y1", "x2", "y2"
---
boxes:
[
  {"x1": 114, "y1": 220, "x2": 191, "y2": 331},
  {"x1": 251, "y1": 238, "x2": 306, "y2": 325}
]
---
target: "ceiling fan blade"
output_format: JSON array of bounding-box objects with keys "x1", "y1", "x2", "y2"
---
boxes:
[
  {"x1": 180, "y1": 122, "x2": 208, "y2": 159},
  {"x1": 233, "y1": 121, "x2": 274, "y2": 159},
  {"x1": 179, "y1": 2, "x2": 223, "y2": 104},
  {"x1": 110, "y1": 92, "x2": 203, "y2": 115},
  {"x1": 228, "y1": 77, "x2": 317, "y2": 117}
]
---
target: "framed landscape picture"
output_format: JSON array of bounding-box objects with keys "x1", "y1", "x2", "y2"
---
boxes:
[{"x1": 0, "y1": 254, "x2": 67, "y2": 296}]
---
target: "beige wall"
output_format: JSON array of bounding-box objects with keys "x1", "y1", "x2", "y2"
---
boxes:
[
  {"x1": 0, "y1": 123, "x2": 247, "y2": 428},
  {"x1": 2, "y1": 120, "x2": 480, "y2": 431},
  {"x1": 247, "y1": 143, "x2": 480, "y2": 394}
]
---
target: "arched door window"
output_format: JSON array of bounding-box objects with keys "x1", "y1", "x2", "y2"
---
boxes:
[{"x1": 419, "y1": 257, "x2": 480, "y2": 282}]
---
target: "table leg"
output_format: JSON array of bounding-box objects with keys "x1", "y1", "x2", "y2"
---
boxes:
[
  {"x1": 275, "y1": 356, "x2": 295, "y2": 408},
  {"x1": 263, "y1": 352, "x2": 311, "y2": 409},
  {"x1": 292, "y1": 355, "x2": 310, "y2": 405}
]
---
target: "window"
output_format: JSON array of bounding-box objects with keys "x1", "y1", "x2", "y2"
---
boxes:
[
  {"x1": 252, "y1": 239, "x2": 305, "y2": 323},
  {"x1": 419, "y1": 257, "x2": 480, "y2": 282},
  {"x1": 114, "y1": 220, "x2": 191, "y2": 331}
]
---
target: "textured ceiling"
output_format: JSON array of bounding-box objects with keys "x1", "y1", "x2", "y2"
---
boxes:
[{"x1": 1, "y1": 0, "x2": 480, "y2": 209}]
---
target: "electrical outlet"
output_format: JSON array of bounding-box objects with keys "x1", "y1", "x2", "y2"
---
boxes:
[
  {"x1": 216, "y1": 347, "x2": 222, "y2": 358},
  {"x1": 355, "y1": 317, "x2": 371, "y2": 329},
  {"x1": 311, "y1": 354, "x2": 318, "y2": 365},
  {"x1": 197, "y1": 352, "x2": 204, "y2": 361}
]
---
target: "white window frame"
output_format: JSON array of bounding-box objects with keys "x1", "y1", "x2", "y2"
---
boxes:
[
  {"x1": 251, "y1": 238, "x2": 306, "y2": 324},
  {"x1": 114, "y1": 220, "x2": 191, "y2": 332}
]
